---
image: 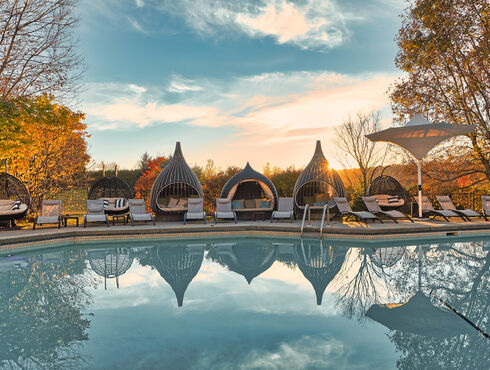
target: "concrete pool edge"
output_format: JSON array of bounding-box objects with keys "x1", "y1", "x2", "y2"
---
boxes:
[{"x1": 1, "y1": 220, "x2": 490, "y2": 254}]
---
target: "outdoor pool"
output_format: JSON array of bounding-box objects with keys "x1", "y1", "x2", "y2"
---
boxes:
[{"x1": 1, "y1": 235, "x2": 489, "y2": 369}]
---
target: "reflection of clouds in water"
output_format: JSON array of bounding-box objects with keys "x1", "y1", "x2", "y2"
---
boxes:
[{"x1": 243, "y1": 335, "x2": 347, "y2": 369}]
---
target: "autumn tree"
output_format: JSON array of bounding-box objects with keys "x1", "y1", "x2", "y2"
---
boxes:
[
  {"x1": 0, "y1": 0, "x2": 82, "y2": 99},
  {"x1": 3, "y1": 95, "x2": 90, "y2": 210},
  {"x1": 390, "y1": 0, "x2": 490, "y2": 182},
  {"x1": 134, "y1": 155, "x2": 167, "y2": 209},
  {"x1": 334, "y1": 112, "x2": 387, "y2": 193}
]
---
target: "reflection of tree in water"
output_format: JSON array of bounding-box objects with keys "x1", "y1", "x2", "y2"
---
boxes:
[
  {"x1": 374, "y1": 242, "x2": 490, "y2": 369},
  {"x1": 294, "y1": 240, "x2": 348, "y2": 305},
  {"x1": 0, "y1": 249, "x2": 94, "y2": 369},
  {"x1": 336, "y1": 247, "x2": 399, "y2": 320},
  {"x1": 151, "y1": 244, "x2": 204, "y2": 306}
]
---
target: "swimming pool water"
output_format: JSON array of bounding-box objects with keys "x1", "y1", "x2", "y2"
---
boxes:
[{"x1": 1, "y1": 235, "x2": 489, "y2": 369}]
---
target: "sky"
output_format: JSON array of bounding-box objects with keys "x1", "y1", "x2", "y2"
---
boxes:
[{"x1": 77, "y1": 0, "x2": 406, "y2": 170}]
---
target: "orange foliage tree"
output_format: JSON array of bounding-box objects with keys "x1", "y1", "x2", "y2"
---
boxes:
[
  {"x1": 2, "y1": 95, "x2": 90, "y2": 211},
  {"x1": 134, "y1": 155, "x2": 167, "y2": 209}
]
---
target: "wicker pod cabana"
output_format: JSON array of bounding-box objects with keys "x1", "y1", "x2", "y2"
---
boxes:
[
  {"x1": 88, "y1": 248, "x2": 134, "y2": 289},
  {"x1": 365, "y1": 175, "x2": 407, "y2": 210},
  {"x1": 293, "y1": 141, "x2": 345, "y2": 212},
  {"x1": 294, "y1": 240, "x2": 347, "y2": 305},
  {"x1": 88, "y1": 174, "x2": 133, "y2": 215},
  {"x1": 213, "y1": 241, "x2": 277, "y2": 284},
  {"x1": 151, "y1": 244, "x2": 204, "y2": 307},
  {"x1": 150, "y1": 142, "x2": 203, "y2": 221},
  {"x1": 0, "y1": 172, "x2": 30, "y2": 227},
  {"x1": 220, "y1": 162, "x2": 278, "y2": 219}
]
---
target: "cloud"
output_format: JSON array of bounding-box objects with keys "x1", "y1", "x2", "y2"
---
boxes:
[
  {"x1": 167, "y1": 75, "x2": 203, "y2": 93},
  {"x1": 153, "y1": 0, "x2": 352, "y2": 50},
  {"x1": 128, "y1": 17, "x2": 147, "y2": 34},
  {"x1": 82, "y1": 70, "x2": 397, "y2": 168},
  {"x1": 135, "y1": 0, "x2": 144, "y2": 8}
]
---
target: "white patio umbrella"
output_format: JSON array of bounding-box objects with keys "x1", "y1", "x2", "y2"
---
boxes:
[{"x1": 366, "y1": 115, "x2": 476, "y2": 218}]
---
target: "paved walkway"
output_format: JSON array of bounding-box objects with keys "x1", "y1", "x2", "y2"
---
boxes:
[{"x1": 1, "y1": 217, "x2": 490, "y2": 253}]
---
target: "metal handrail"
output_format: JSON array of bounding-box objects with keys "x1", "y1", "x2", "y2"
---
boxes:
[
  {"x1": 300, "y1": 204, "x2": 310, "y2": 236},
  {"x1": 319, "y1": 204, "x2": 329, "y2": 236}
]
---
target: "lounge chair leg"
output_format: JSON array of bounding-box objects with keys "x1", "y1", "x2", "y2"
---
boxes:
[
  {"x1": 33, "y1": 218, "x2": 36, "y2": 230},
  {"x1": 152, "y1": 216, "x2": 155, "y2": 226}
]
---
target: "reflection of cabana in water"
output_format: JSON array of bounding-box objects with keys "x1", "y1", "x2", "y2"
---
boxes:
[
  {"x1": 365, "y1": 247, "x2": 406, "y2": 268},
  {"x1": 88, "y1": 248, "x2": 134, "y2": 289},
  {"x1": 151, "y1": 244, "x2": 205, "y2": 306},
  {"x1": 294, "y1": 240, "x2": 347, "y2": 305},
  {"x1": 293, "y1": 141, "x2": 345, "y2": 212},
  {"x1": 150, "y1": 142, "x2": 204, "y2": 221},
  {"x1": 214, "y1": 241, "x2": 277, "y2": 284},
  {"x1": 220, "y1": 162, "x2": 278, "y2": 219}
]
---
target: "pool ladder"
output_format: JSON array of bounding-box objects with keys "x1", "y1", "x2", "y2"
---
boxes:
[{"x1": 300, "y1": 204, "x2": 330, "y2": 236}]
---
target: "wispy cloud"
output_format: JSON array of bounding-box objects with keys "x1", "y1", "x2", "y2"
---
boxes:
[
  {"x1": 135, "y1": 0, "x2": 144, "y2": 8},
  {"x1": 82, "y1": 70, "x2": 397, "y2": 167},
  {"x1": 128, "y1": 17, "x2": 147, "y2": 34},
  {"x1": 167, "y1": 75, "x2": 203, "y2": 94},
  {"x1": 152, "y1": 0, "x2": 353, "y2": 50}
]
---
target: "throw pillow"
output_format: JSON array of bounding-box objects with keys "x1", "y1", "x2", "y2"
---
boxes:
[
  {"x1": 168, "y1": 198, "x2": 179, "y2": 208},
  {"x1": 388, "y1": 196, "x2": 399, "y2": 204},
  {"x1": 259, "y1": 200, "x2": 271, "y2": 208},
  {"x1": 103, "y1": 199, "x2": 109, "y2": 208},
  {"x1": 244, "y1": 199, "x2": 256, "y2": 209},
  {"x1": 11, "y1": 200, "x2": 21, "y2": 210},
  {"x1": 232, "y1": 200, "x2": 243, "y2": 209}
]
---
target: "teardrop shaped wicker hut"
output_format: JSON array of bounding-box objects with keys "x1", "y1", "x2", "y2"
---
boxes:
[
  {"x1": 212, "y1": 241, "x2": 277, "y2": 284},
  {"x1": 88, "y1": 176, "x2": 133, "y2": 200},
  {"x1": 294, "y1": 241, "x2": 347, "y2": 305},
  {"x1": 220, "y1": 162, "x2": 278, "y2": 219},
  {"x1": 150, "y1": 142, "x2": 203, "y2": 221},
  {"x1": 88, "y1": 248, "x2": 134, "y2": 289},
  {"x1": 151, "y1": 244, "x2": 204, "y2": 307},
  {"x1": 0, "y1": 172, "x2": 30, "y2": 226},
  {"x1": 293, "y1": 141, "x2": 345, "y2": 210},
  {"x1": 365, "y1": 175, "x2": 407, "y2": 210}
]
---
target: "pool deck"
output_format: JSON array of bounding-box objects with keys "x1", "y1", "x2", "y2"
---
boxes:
[{"x1": 1, "y1": 217, "x2": 490, "y2": 254}]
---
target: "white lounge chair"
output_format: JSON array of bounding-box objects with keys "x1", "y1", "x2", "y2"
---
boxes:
[
  {"x1": 362, "y1": 197, "x2": 413, "y2": 223},
  {"x1": 84, "y1": 199, "x2": 109, "y2": 227},
  {"x1": 436, "y1": 195, "x2": 481, "y2": 222},
  {"x1": 482, "y1": 196, "x2": 490, "y2": 221},
  {"x1": 128, "y1": 199, "x2": 155, "y2": 226},
  {"x1": 184, "y1": 198, "x2": 206, "y2": 224},
  {"x1": 33, "y1": 200, "x2": 62, "y2": 229},
  {"x1": 333, "y1": 197, "x2": 381, "y2": 223},
  {"x1": 214, "y1": 198, "x2": 237, "y2": 223},
  {"x1": 416, "y1": 196, "x2": 465, "y2": 222},
  {"x1": 271, "y1": 197, "x2": 294, "y2": 223}
]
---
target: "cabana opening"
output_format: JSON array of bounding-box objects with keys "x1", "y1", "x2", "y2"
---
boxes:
[
  {"x1": 220, "y1": 162, "x2": 278, "y2": 219},
  {"x1": 365, "y1": 175, "x2": 407, "y2": 210},
  {"x1": 88, "y1": 176, "x2": 133, "y2": 215},
  {"x1": 150, "y1": 142, "x2": 204, "y2": 221},
  {"x1": 293, "y1": 141, "x2": 345, "y2": 212},
  {"x1": 0, "y1": 172, "x2": 30, "y2": 227}
]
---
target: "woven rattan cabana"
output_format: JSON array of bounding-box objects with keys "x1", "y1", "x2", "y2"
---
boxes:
[
  {"x1": 294, "y1": 240, "x2": 347, "y2": 305},
  {"x1": 220, "y1": 162, "x2": 278, "y2": 219},
  {"x1": 365, "y1": 175, "x2": 407, "y2": 210},
  {"x1": 150, "y1": 142, "x2": 204, "y2": 221},
  {"x1": 214, "y1": 241, "x2": 277, "y2": 284},
  {"x1": 88, "y1": 175, "x2": 133, "y2": 215},
  {"x1": 0, "y1": 172, "x2": 30, "y2": 227},
  {"x1": 151, "y1": 244, "x2": 204, "y2": 307},
  {"x1": 88, "y1": 248, "x2": 134, "y2": 289},
  {"x1": 293, "y1": 141, "x2": 345, "y2": 212},
  {"x1": 366, "y1": 246, "x2": 405, "y2": 269}
]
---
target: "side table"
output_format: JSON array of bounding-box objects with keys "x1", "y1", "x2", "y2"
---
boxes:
[
  {"x1": 112, "y1": 214, "x2": 127, "y2": 226},
  {"x1": 63, "y1": 215, "x2": 79, "y2": 227}
]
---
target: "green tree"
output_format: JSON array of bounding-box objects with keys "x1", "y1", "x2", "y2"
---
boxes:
[{"x1": 390, "y1": 0, "x2": 490, "y2": 182}]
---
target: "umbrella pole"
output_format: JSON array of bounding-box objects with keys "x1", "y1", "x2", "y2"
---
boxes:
[{"x1": 417, "y1": 160, "x2": 423, "y2": 218}]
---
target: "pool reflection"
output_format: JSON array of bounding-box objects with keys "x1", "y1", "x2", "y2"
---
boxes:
[{"x1": 0, "y1": 236, "x2": 488, "y2": 369}]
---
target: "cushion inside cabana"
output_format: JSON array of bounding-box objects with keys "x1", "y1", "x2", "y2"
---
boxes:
[
  {"x1": 98, "y1": 197, "x2": 129, "y2": 212},
  {"x1": 0, "y1": 200, "x2": 28, "y2": 216},
  {"x1": 226, "y1": 180, "x2": 274, "y2": 212}
]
